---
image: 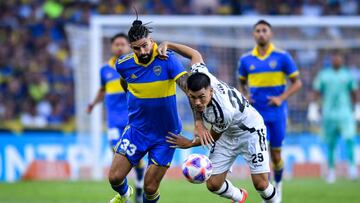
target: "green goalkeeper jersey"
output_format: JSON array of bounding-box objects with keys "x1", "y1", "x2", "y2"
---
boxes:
[{"x1": 313, "y1": 67, "x2": 358, "y2": 120}]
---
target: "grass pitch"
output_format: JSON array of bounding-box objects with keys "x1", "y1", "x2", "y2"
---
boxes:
[{"x1": 0, "y1": 178, "x2": 359, "y2": 203}]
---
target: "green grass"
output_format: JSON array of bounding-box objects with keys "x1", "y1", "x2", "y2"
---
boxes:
[{"x1": 0, "y1": 179, "x2": 359, "y2": 203}]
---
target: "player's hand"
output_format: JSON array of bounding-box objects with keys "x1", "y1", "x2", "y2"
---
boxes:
[
  {"x1": 86, "y1": 104, "x2": 94, "y2": 114},
  {"x1": 166, "y1": 132, "x2": 192, "y2": 149},
  {"x1": 157, "y1": 42, "x2": 169, "y2": 60},
  {"x1": 194, "y1": 121, "x2": 214, "y2": 150},
  {"x1": 267, "y1": 96, "x2": 283, "y2": 106}
]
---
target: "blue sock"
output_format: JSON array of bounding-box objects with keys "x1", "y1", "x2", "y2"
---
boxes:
[
  {"x1": 111, "y1": 178, "x2": 129, "y2": 196},
  {"x1": 143, "y1": 190, "x2": 160, "y2": 203},
  {"x1": 135, "y1": 163, "x2": 145, "y2": 186},
  {"x1": 274, "y1": 160, "x2": 284, "y2": 183}
]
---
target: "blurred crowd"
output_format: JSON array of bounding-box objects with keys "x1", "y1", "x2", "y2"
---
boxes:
[{"x1": 0, "y1": 0, "x2": 359, "y2": 131}]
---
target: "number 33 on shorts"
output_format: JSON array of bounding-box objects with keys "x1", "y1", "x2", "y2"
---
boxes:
[{"x1": 119, "y1": 139, "x2": 137, "y2": 156}]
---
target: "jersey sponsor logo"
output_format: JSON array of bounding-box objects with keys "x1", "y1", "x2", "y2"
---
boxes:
[
  {"x1": 131, "y1": 74, "x2": 137, "y2": 79},
  {"x1": 153, "y1": 65, "x2": 162, "y2": 76},
  {"x1": 269, "y1": 60, "x2": 277, "y2": 69}
]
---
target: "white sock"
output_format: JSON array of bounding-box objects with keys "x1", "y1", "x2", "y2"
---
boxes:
[
  {"x1": 213, "y1": 179, "x2": 243, "y2": 201},
  {"x1": 257, "y1": 183, "x2": 277, "y2": 203}
]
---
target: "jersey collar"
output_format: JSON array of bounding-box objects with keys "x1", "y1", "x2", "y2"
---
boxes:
[
  {"x1": 251, "y1": 43, "x2": 275, "y2": 60},
  {"x1": 133, "y1": 43, "x2": 159, "y2": 67}
]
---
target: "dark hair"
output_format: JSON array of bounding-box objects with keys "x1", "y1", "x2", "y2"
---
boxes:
[
  {"x1": 110, "y1": 33, "x2": 129, "y2": 43},
  {"x1": 187, "y1": 72, "x2": 211, "y2": 92},
  {"x1": 128, "y1": 20, "x2": 152, "y2": 42},
  {"x1": 253, "y1": 20, "x2": 272, "y2": 30}
]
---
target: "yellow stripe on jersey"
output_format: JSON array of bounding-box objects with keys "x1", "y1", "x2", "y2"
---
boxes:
[
  {"x1": 248, "y1": 72, "x2": 286, "y2": 87},
  {"x1": 174, "y1": 71, "x2": 188, "y2": 81},
  {"x1": 128, "y1": 79, "x2": 176, "y2": 99},
  {"x1": 105, "y1": 79, "x2": 124, "y2": 94},
  {"x1": 288, "y1": 70, "x2": 299, "y2": 78}
]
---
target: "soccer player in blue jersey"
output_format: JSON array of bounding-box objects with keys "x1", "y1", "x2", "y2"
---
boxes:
[
  {"x1": 87, "y1": 33, "x2": 144, "y2": 203},
  {"x1": 238, "y1": 20, "x2": 302, "y2": 202},
  {"x1": 108, "y1": 19, "x2": 210, "y2": 203}
]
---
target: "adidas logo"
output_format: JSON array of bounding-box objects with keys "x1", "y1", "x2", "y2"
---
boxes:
[{"x1": 131, "y1": 74, "x2": 137, "y2": 79}]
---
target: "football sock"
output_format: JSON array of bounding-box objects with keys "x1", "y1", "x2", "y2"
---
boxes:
[
  {"x1": 143, "y1": 190, "x2": 160, "y2": 203},
  {"x1": 111, "y1": 178, "x2": 129, "y2": 196},
  {"x1": 213, "y1": 179, "x2": 243, "y2": 201},
  {"x1": 135, "y1": 162, "x2": 145, "y2": 189},
  {"x1": 345, "y1": 138, "x2": 355, "y2": 166},
  {"x1": 273, "y1": 159, "x2": 284, "y2": 183},
  {"x1": 257, "y1": 183, "x2": 277, "y2": 203}
]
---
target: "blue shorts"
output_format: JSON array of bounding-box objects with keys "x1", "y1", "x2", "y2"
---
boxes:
[
  {"x1": 114, "y1": 125, "x2": 176, "y2": 167},
  {"x1": 264, "y1": 117, "x2": 286, "y2": 149}
]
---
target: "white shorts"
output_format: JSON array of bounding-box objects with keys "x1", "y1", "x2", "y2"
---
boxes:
[{"x1": 209, "y1": 126, "x2": 270, "y2": 175}]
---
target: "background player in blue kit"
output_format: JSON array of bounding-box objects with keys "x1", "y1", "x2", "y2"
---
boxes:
[
  {"x1": 108, "y1": 19, "x2": 209, "y2": 203},
  {"x1": 87, "y1": 33, "x2": 144, "y2": 203},
  {"x1": 238, "y1": 20, "x2": 302, "y2": 202}
]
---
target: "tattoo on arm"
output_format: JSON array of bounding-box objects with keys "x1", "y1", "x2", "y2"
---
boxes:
[{"x1": 176, "y1": 73, "x2": 189, "y2": 93}]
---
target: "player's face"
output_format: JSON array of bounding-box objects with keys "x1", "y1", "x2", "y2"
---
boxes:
[
  {"x1": 253, "y1": 24, "x2": 272, "y2": 47},
  {"x1": 188, "y1": 87, "x2": 213, "y2": 112},
  {"x1": 111, "y1": 37, "x2": 130, "y2": 56},
  {"x1": 332, "y1": 54, "x2": 343, "y2": 69},
  {"x1": 131, "y1": 37, "x2": 154, "y2": 64}
]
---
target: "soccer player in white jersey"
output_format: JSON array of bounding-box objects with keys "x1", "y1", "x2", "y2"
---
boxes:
[{"x1": 158, "y1": 42, "x2": 279, "y2": 203}]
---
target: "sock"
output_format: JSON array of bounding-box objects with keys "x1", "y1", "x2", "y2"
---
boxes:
[
  {"x1": 213, "y1": 179, "x2": 243, "y2": 201},
  {"x1": 135, "y1": 162, "x2": 145, "y2": 189},
  {"x1": 273, "y1": 160, "x2": 284, "y2": 183},
  {"x1": 143, "y1": 190, "x2": 160, "y2": 203},
  {"x1": 327, "y1": 141, "x2": 336, "y2": 169},
  {"x1": 257, "y1": 183, "x2": 277, "y2": 203},
  {"x1": 111, "y1": 178, "x2": 129, "y2": 196}
]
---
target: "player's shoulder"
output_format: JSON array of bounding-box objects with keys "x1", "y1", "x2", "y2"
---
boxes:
[
  {"x1": 272, "y1": 47, "x2": 291, "y2": 58},
  {"x1": 240, "y1": 50, "x2": 253, "y2": 60},
  {"x1": 117, "y1": 53, "x2": 135, "y2": 66}
]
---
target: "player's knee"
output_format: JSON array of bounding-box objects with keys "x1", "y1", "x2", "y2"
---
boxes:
[
  {"x1": 108, "y1": 170, "x2": 125, "y2": 185},
  {"x1": 144, "y1": 183, "x2": 158, "y2": 195},
  {"x1": 253, "y1": 179, "x2": 268, "y2": 191},
  {"x1": 206, "y1": 179, "x2": 222, "y2": 192}
]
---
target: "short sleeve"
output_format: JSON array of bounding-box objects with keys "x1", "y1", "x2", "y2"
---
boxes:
[
  {"x1": 100, "y1": 67, "x2": 106, "y2": 86},
  {"x1": 282, "y1": 52, "x2": 299, "y2": 78},
  {"x1": 238, "y1": 57, "x2": 248, "y2": 81},
  {"x1": 167, "y1": 52, "x2": 187, "y2": 80}
]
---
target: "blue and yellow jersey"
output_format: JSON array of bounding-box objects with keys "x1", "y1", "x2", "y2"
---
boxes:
[
  {"x1": 116, "y1": 43, "x2": 187, "y2": 135},
  {"x1": 238, "y1": 43, "x2": 299, "y2": 121},
  {"x1": 100, "y1": 56, "x2": 128, "y2": 129}
]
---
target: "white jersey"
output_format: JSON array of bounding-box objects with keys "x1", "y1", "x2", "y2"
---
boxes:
[
  {"x1": 190, "y1": 63, "x2": 265, "y2": 137},
  {"x1": 191, "y1": 63, "x2": 270, "y2": 175}
]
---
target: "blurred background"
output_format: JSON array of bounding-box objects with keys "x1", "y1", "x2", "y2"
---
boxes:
[{"x1": 0, "y1": 0, "x2": 359, "y2": 200}]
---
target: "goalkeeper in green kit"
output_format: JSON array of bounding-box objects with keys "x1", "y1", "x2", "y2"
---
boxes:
[{"x1": 308, "y1": 52, "x2": 359, "y2": 183}]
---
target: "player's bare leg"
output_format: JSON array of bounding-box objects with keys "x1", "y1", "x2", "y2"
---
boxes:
[
  {"x1": 251, "y1": 173, "x2": 279, "y2": 203},
  {"x1": 270, "y1": 148, "x2": 283, "y2": 201},
  {"x1": 206, "y1": 171, "x2": 247, "y2": 203},
  {"x1": 109, "y1": 153, "x2": 133, "y2": 203},
  {"x1": 142, "y1": 164, "x2": 168, "y2": 203}
]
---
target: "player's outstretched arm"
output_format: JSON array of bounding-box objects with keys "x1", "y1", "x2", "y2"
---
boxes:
[
  {"x1": 87, "y1": 87, "x2": 105, "y2": 114},
  {"x1": 158, "y1": 41, "x2": 204, "y2": 65},
  {"x1": 166, "y1": 129, "x2": 221, "y2": 149}
]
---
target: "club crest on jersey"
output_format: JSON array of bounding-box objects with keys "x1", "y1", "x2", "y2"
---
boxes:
[
  {"x1": 153, "y1": 66, "x2": 162, "y2": 76},
  {"x1": 250, "y1": 65, "x2": 256, "y2": 71},
  {"x1": 269, "y1": 60, "x2": 277, "y2": 69}
]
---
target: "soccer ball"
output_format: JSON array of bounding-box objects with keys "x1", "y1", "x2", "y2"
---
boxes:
[{"x1": 182, "y1": 154, "x2": 212, "y2": 184}]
